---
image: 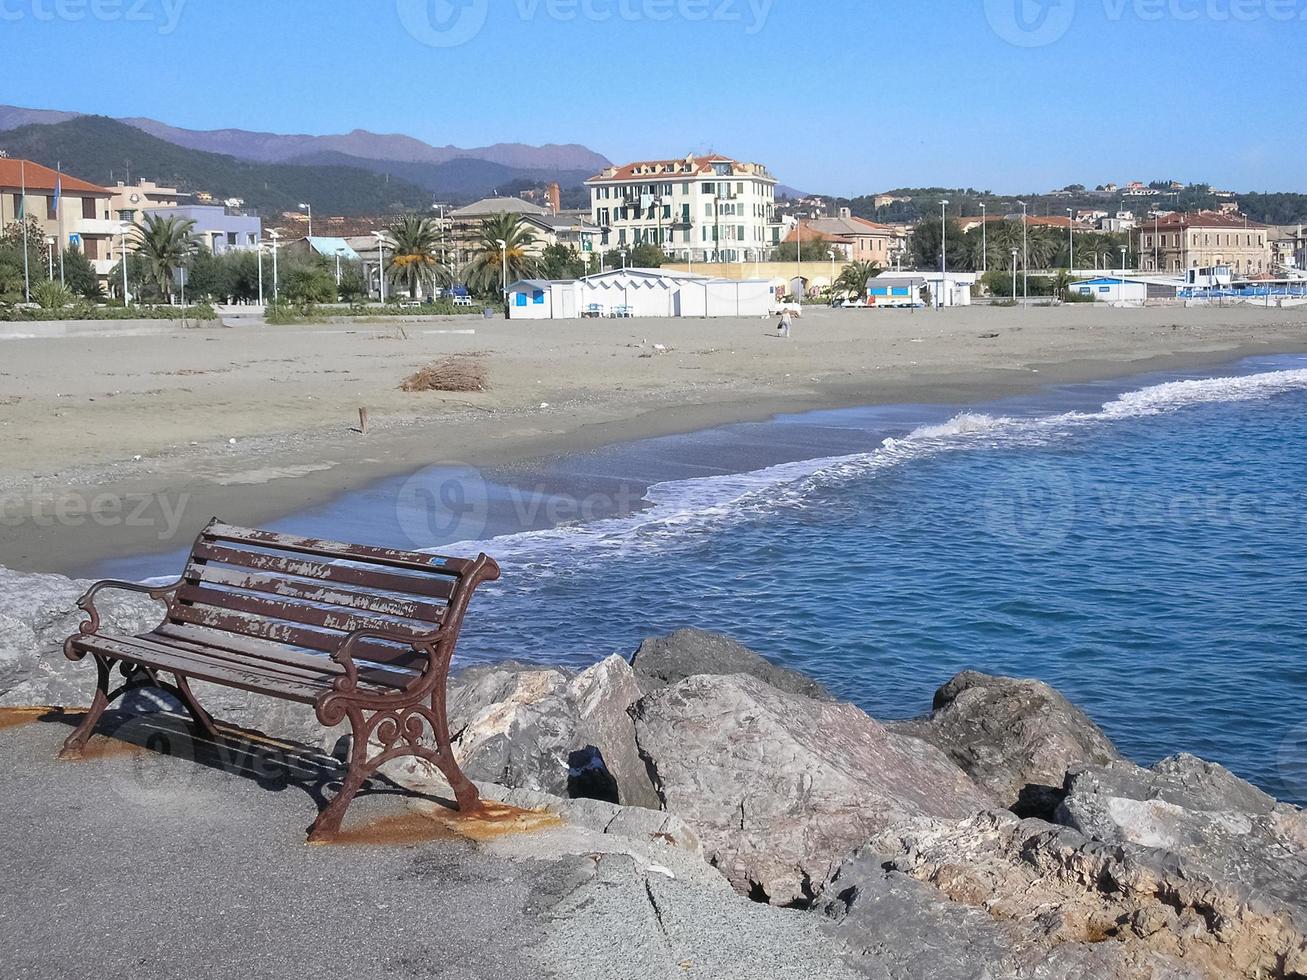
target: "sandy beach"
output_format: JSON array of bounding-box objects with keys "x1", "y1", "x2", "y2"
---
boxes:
[{"x1": 1, "y1": 303, "x2": 1304, "y2": 573}]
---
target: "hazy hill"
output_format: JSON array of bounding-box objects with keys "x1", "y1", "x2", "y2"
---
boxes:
[
  {"x1": 284, "y1": 149, "x2": 596, "y2": 198},
  {"x1": 0, "y1": 116, "x2": 433, "y2": 216}
]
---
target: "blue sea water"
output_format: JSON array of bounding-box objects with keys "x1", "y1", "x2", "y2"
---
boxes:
[{"x1": 104, "y1": 355, "x2": 1307, "y2": 802}]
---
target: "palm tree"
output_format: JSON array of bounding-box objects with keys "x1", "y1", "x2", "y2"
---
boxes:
[
  {"x1": 132, "y1": 213, "x2": 199, "y2": 303},
  {"x1": 834, "y1": 260, "x2": 881, "y2": 301},
  {"x1": 461, "y1": 213, "x2": 540, "y2": 296},
  {"x1": 386, "y1": 214, "x2": 452, "y2": 300}
]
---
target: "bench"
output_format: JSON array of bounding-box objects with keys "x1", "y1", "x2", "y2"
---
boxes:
[{"x1": 59, "y1": 519, "x2": 501, "y2": 841}]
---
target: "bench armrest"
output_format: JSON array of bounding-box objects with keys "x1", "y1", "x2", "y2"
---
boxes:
[
  {"x1": 74, "y1": 578, "x2": 182, "y2": 637},
  {"x1": 331, "y1": 625, "x2": 442, "y2": 693}
]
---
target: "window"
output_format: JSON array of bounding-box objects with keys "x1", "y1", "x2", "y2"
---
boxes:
[
  {"x1": 46, "y1": 195, "x2": 57, "y2": 220},
  {"x1": 533, "y1": 290, "x2": 544, "y2": 304},
  {"x1": 82, "y1": 197, "x2": 96, "y2": 219},
  {"x1": 703, "y1": 182, "x2": 715, "y2": 194},
  {"x1": 515, "y1": 292, "x2": 527, "y2": 307}
]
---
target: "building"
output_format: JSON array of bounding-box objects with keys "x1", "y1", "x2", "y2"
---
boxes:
[
  {"x1": 507, "y1": 268, "x2": 776, "y2": 319},
  {"x1": 784, "y1": 209, "x2": 901, "y2": 267},
  {"x1": 0, "y1": 158, "x2": 119, "y2": 278},
  {"x1": 1137, "y1": 211, "x2": 1271, "y2": 275},
  {"x1": 142, "y1": 204, "x2": 260, "y2": 255},
  {"x1": 586, "y1": 154, "x2": 782, "y2": 264},
  {"x1": 868, "y1": 271, "x2": 975, "y2": 308},
  {"x1": 108, "y1": 179, "x2": 188, "y2": 222},
  {"x1": 1071, "y1": 276, "x2": 1150, "y2": 303}
]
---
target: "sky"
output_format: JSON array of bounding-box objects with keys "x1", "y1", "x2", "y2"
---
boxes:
[{"x1": 2, "y1": 0, "x2": 1305, "y2": 196}]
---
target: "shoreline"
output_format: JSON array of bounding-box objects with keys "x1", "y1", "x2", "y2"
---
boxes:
[{"x1": 2, "y1": 305, "x2": 1305, "y2": 575}]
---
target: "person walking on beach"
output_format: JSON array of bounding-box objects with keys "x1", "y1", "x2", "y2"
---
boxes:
[{"x1": 777, "y1": 309, "x2": 792, "y2": 339}]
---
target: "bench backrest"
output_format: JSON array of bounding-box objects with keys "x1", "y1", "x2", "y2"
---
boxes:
[{"x1": 164, "y1": 520, "x2": 498, "y2": 673}]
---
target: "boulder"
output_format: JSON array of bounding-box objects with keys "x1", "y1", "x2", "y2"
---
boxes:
[
  {"x1": 848, "y1": 808, "x2": 1307, "y2": 979},
  {"x1": 631, "y1": 673, "x2": 995, "y2": 906},
  {"x1": 888, "y1": 670, "x2": 1123, "y2": 816},
  {"x1": 629, "y1": 628, "x2": 832, "y2": 700},
  {"x1": 391, "y1": 655, "x2": 661, "y2": 810},
  {"x1": 1057, "y1": 754, "x2": 1307, "y2": 924}
]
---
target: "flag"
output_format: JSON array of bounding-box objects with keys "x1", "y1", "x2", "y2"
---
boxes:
[{"x1": 53, "y1": 166, "x2": 62, "y2": 213}]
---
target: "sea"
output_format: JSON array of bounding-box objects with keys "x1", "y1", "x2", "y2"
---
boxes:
[{"x1": 98, "y1": 353, "x2": 1307, "y2": 804}]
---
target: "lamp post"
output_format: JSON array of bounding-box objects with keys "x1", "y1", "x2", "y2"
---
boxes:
[
  {"x1": 375, "y1": 232, "x2": 387, "y2": 304},
  {"x1": 119, "y1": 222, "x2": 132, "y2": 306},
  {"x1": 45, "y1": 236, "x2": 55, "y2": 279},
  {"x1": 1066, "y1": 208, "x2": 1075, "y2": 274},
  {"x1": 335, "y1": 248, "x2": 344, "y2": 285},
  {"x1": 828, "y1": 248, "x2": 836, "y2": 300},
  {"x1": 939, "y1": 199, "x2": 950, "y2": 309},
  {"x1": 980, "y1": 202, "x2": 987, "y2": 275},
  {"x1": 620, "y1": 248, "x2": 628, "y2": 270},
  {"x1": 1011, "y1": 247, "x2": 1019, "y2": 304},
  {"x1": 495, "y1": 238, "x2": 508, "y2": 308},
  {"x1": 298, "y1": 202, "x2": 313, "y2": 239},
  {"x1": 1019, "y1": 200, "x2": 1029, "y2": 300},
  {"x1": 269, "y1": 230, "x2": 280, "y2": 300},
  {"x1": 257, "y1": 241, "x2": 264, "y2": 306},
  {"x1": 1119, "y1": 246, "x2": 1127, "y2": 304}
]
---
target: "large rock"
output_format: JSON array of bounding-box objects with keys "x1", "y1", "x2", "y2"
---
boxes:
[
  {"x1": 889, "y1": 670, "x2": 1123, "y2": 816},
  {"x1": 1057, "y1": 754, "x2": 1307, "y2": 925},
  {"x1": 391, "y1": 656, "x2": 661, "y2": 810},
  {"x1": 631, "y1": 673, "x2": 995, "y2": 905},
  {"x1": 630, "y1": 628, "x2": 832, "y2": 700},
  {"x1": 847, "y1": 808, "x2": 1307, "y2": 979}
]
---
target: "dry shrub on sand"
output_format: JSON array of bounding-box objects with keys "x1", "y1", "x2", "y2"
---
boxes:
[{"x1": 400, "y1": 353, "x2": 489, "y2": 393}]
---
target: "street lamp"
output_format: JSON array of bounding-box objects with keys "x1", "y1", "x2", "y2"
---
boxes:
[
  {"x1": 269, "y1": 230, "x2": 281, "y2": 300},
  {"x1": 828, "y1": 248, "x2": 836, "y2": 300},
  {"x1": 257, "y1": 240, "x2": 264, "y2": 306},
  {"x1": 45, "y1": 236, "x2": 55, "y2": 279},
  {"x1": 1119, "y1": 246, "x2": 1128, "y2": 303},
  {"x1": 620, "y1": 248, "x2": 628, "y2": 270},
  {"x1": 1019, "y1": 200, "x2": 1029, "y2": 299},
  {"x1": 1067, "y1": 207, "x2": 1076, "y2": 274},
  {"x1": 298, "y1": 202, "x2": 313, "y2": 238},
  {"x1": 939, "y1": 199, "x2": 950, "y2": 309},
  {"x1": 495, "y1": 238, "x2": 508, "y2": 307},
  {"x1": 375, "y1": 232, "x2": 387, "y2": 303},
  {"x1": 334, "y1": 248, "x2": 344, "y2": 285},
  {"x1": 980, "y1": 202, "x2": 987, "y2": 275},
  {"x1": 1011, "y1": 247, "x2": 1019, "y2": 303},
  {"x1": 119, "y1": 222, "x2": 132, "y2": 306}
]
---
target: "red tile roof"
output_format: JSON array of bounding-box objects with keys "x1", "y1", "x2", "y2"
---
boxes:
[
  {"x1": 0, "y1": 159, "x2": 107, "y2": 195},
  {"x1": 1149, "y1": 210, "x2": 1268, "y2": 231},
  {"x1": 587, "y1": 155, "x2": 773, "y2": 184}
]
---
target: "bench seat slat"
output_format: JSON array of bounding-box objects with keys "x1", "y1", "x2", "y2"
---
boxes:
[
  {"x1": 149, "y1": 624, "x2": 418, "y2": 690},
  {"x1": 71, "y1": 634, "x2": 328, "y2": 704},
  {"x1": 204, "y1": 522, "x2": 473, "y2": 576},
  {"x1": 186, "y1": 565, "x2": 447, "y2": 621},
  {"x1": 188, "y1": 545, "x2": 457, "y2": 601},
  {"x1": 175, "y1": 585, "x2": 436, "y2": 640}
]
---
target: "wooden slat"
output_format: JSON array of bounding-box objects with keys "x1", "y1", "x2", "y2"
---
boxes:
[
  {"x1": 188, "y1": 544, "x2": 458, "y2": 601},
  {"x1": 71, "y1": 634, "x2": 325, "y2": 704},
  {"x1": 187, "y1": 565, "x2": 447, "y2": 622},
  {"x1": 175, "y1": 585, "x2": 435, "y2": 640},
  {"x1": 203, "y1": 522, "x2": 473, "y2": 576},
  {"x1": 149, "y1": 624, "x2": 418, "y2": 690}
]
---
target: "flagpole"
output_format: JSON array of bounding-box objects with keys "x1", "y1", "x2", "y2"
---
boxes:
[
  {"x1": 56, "y1": 161, "x2": 65, "y2": 286},
  {"x1": 20, "y1": 160, "x2": 31, "y2": 303}
]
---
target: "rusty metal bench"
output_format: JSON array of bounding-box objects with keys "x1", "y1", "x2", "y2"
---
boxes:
[{"x1": 60, "y1": 519, "x2": 500, "y2": 841}]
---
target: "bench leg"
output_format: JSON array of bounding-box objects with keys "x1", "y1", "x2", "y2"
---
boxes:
[
  {"x1": 308, "y1": 731, "x2": 371, "y2": 843},
  {"x1": 58, "y1": 655, "x2": 114, "y2": 761},
  {"x1": 171, "y1": 674, "x2": 222, "y2": 743}
]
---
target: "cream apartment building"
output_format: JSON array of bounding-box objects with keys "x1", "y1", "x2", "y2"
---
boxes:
[
  {"x1": 587, "y1": 154, "x2": 782, "y2": 263},
  {"x1": 1137, "y1": 211, "x2": 1271, "y2": 275},
  {"x1": 0, "y1": 159, "x2": 120, "y2": 277}
]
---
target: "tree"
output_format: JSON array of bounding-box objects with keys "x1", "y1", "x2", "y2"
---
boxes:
[
  {"x1": 281, "y1": 260, "x2": 337, "y2": 309},
  {"x1": 186, "y1": 249, "x2": 237, "y2": 303},
  {"x1": 461, "y1": 214, "x2": 540, "y2": 297},
  {"x1": 132, "y1": 213, "x2": 200, "y2": 303},
  {"x1": 61, "y1": 247, "x2": 103, "y2": 300},
  {"x1": 602, "y1": 243, "x2": 667, "y2": 270},
  {"x1": 834, "y1": 261, "x2": 881, "y2": 301},
  {"x1": 540, "y1": 243, "x2": 585, "y2": 280},
  {"x1": 386, "y1": 214, "x2": 451, "y2": 300},
  {"x1": 909, "y1": 217, "x2": 963, "y2": 270}
]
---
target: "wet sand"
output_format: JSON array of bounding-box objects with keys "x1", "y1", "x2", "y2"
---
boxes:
[{"x1": 1, "y1": 304, "x2": 1304, "y2": 574}]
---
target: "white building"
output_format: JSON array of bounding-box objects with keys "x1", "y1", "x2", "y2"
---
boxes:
[
  {"x1": 507, "y1": 268, "x2": 777, "y2": 320},
  {"x1": 586, "y1": 155, "x2": 783, "y2": 264},
  {"x1": 868, "y1": 271, "x2": 976, "y2": 308}
]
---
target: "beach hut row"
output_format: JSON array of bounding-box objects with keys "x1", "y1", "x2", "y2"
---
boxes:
[{"x1": 506, "y1": 269, "x2": 778, "y2": 320}]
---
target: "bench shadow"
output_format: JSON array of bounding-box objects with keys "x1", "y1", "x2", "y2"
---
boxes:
[{"x1": 35, "y1": 706, "x2": 462, "y2": 831}]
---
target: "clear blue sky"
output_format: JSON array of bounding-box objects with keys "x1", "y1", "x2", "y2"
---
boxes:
[{"x1": 3, "y1": 0, "x2": 1304, "y2": 195}]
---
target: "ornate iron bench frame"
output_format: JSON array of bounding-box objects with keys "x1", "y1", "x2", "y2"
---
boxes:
[{"x1": 59, "y1": 519, "x2": 500, "y2": 841}]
